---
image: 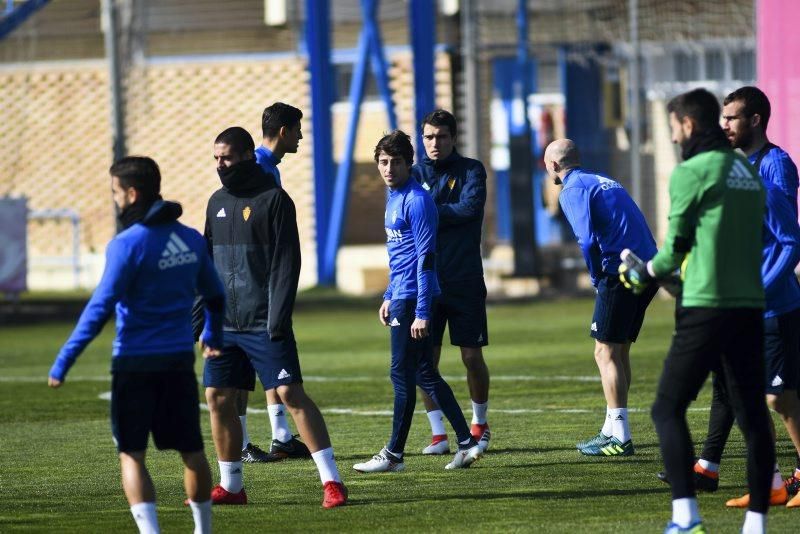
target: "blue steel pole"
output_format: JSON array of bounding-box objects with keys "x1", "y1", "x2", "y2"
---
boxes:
[
  {"x1": 368, "y1": 10, "x2": 397, "y2": 130},
  {"x1": 305, "y1": 0, "x2": 335, "y2": 285},
  {"x1": 409, "y1": 0, "x2": 436, "y2": 160}
]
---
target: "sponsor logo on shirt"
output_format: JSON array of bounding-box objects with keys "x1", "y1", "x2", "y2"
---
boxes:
[
  {"x1": 596, "y1": 176, "x2": 623, "y2": 191},
  {"x1": 726, "y1": 160, "x2": 761, "y2": 191},
  {"x1": 385, "y1": 227, "x2": 404, "y2": 243},
  {"x1": 216, "y1": 208, "x2": 226, "y2": 217},
  {"x1": 159, "y1": 232, "x2": 198, "y2": 270}
]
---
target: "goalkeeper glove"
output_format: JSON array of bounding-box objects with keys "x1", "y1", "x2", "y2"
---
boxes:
[{"x1": 618, "y1": 248, "x2": 653, "y2": 294}]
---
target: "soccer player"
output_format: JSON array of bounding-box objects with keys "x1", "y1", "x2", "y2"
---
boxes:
[
  {"x1": 619, "y1": 88, "x2": 775, "y2": 534},
  {"x1": 202, "y1": 126, "x2": 347, "y2": 508},
  {"x1": 48, "y1": 156, "x2": 225, "y2": 534},
  {"x1": 352, "y1": 130, "x2": 483, "y2": 472},
  {"x1": 412, "y1": 109, "x2": 492, "y2": 455},
  {"x1": 543, "y1": 139, "x2": 658, "y2": 457},
  {"x1": 231, "y1": 102, "x2": 311, "y2": 463},
  {"x1": 671, "y1": 86, "x2": 800, "y2": 509}
]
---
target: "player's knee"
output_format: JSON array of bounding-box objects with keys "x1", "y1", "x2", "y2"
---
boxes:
[
  {"x1": 461, "y1": 348, "x2": 485, "y2": 369},
  {"x1": 276, "y1": 383, "x2": 308, "y2": 409},
  {"x1": 651, "y1": 395, "x2": 677, "y2": 424},
  {"x1": 205, "y1": 388, "x2": 232, "y2": 413}
]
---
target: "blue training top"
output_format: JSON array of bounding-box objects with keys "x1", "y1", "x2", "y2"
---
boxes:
[
  {"x1": 383, "y1": 177, "x2": 441, "y2": 320},
  {"x1": 750, "y1": 144, "x2": 799, "y2": 215},
  {"x1": 49, "y1": 201, "x2": 225, "y2": 381},
  {"x1": 255, "y1": 145, "x2": 282, "y2": 187},
  {"x1": 559, "y1": 168, "x2": 657, "y2": 286},
  {"x1": 761, "y1": 178, "x2": 800, "y2": 318}
]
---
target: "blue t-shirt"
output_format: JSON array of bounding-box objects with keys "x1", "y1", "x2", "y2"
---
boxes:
[
  {"x1": 49, "y1": 201, "x2": 225, "y2": 381},
  {"x1": 750, "y1": 144, "x2": 798, "y2": 216},
  {"x1": 761, "y1": 175, "x2": 800, "y2": 318},
  {"x1": 383, "y1": 178, "x2": 441, "y2": 319},
  {"x1": 559, "y1": 168, "x2": 657, "y2": 286},
  {"x1": 255, "y1": 145, "x2": 281, "y2": 187}
]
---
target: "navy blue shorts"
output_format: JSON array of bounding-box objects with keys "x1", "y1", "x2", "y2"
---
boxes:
[
  {"x1": 204, "y1": 330, "x2": 303, "y2": 390},
  {"x1": 591, "y1": 275, "x2": 657, "y2": 343},
  {"x1": 430, "y1": 279, "x2": 489, "y2": 348},
  {"x1": 764, "y1": 307, "x2": 800, "y2": 394},
  {"x1": 111, "y1": 364, "x2": 204, "y2": 454}
]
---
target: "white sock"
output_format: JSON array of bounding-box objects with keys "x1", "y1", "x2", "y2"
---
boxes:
[
  {"x1": 268, "y1": 404, "x2": 293, "y2": 443},
  {"x1": 218, "y1": 460, "x2": 243, "y2": 493},
  {"x1": 188, "y1": 500, "x2": 211, "y2": 534},
  {"x1": 772, "y1": 461, "x2": 783, "y2": 490},
  {"x1": 130, "y1": 502, "x2": 160, "y2": 534},
  {"x1": 608, "y1": 408, "x2": 630, "y2": 443},
  {"x1": 671, "y1": 497, "x2": 700, "y2": 528},
  {"x1": 240, "y1": 415, "x2": 250, "y2": 449},
  {"x1": 697, "y1": 458, "x2": 719, "y2": 473},
  {"x1": 742, "y1": 511, "x2": 766, "y2": 534},
  {"x1": 600, "y1": 406, "x2": 613, "y2": 436},
  {"x1": 426, "y1": 410, "x2": 447, "y2": 436},
  {"x1": 311, "y1": 447, "x2": 341, "y2": 483},
  {"x1": 471, "y1": 401, "x2": 488, "y2": 425}
]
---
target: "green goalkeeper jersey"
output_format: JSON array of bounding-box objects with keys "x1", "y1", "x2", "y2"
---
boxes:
[{"x1": 651, "y1": 148, "x2": 765, "y2": 308}]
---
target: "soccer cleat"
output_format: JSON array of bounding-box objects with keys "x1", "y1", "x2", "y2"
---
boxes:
[
  {"x1": 663, "y1": 520, "x2": 707, "y2": 534},
  {"x1": 353, "y1": 448, "x2": 405, "y2": 473},
  {"x1": 657, "y1": 464, "x2": 719, "y2": 492},
  {"x1": 725, "y1": 486, "x2": 788, "y2": 508},
  {"x1": 785, "y1": 473, "x2": 800, "y2": 496},
  {"x1": 579, "y1": 437, "x2": 634, "y2": 457},
  {"x1": 445, "y1": 443, "x2": 483, "y2": 470},
  {"x1": 471, "y1": 423, "x2": 491, "y2": 453},
  {"x1": 322, "y1": 481, "x2": 348, "y2": 508},
  {"x1": 422, "y1": 435, "x2": 450, "y2": 455},
  {"x1": 241, "y1": 442, "x2": 281, "y2": 463},
  {"x1": 210, "y1": 484, "x2": 247, "y2": 505},
  {"x1": 270, "y1": 435, "x2": 312, "y2": 459},
  {"x1": 576, "y1": 431, "x2": 612, "y2": 450}
]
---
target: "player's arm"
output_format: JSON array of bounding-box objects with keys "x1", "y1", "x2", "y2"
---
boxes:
[
  {"x1": 408, "y1": 196, "x2": 438, "y2": 339},
  {"x1": 762, "y1": 187, "x2": 800, "y2": 292},
  {"x1": 436, "y1": 162, "x2": 487, "y2": 228},
  {"x1": 650, "y1": 166, "x2": 699, "y2": 277},
  {"x1": 559, "y1": 187, "x2": 601, "y2": 286},
  {"x1": 49, "y1": 239, "x2": 135, "y2": 386},
  {"x1": 192, "y1": 212, "x2": 215, "y2": 341},
  {"x1": 265, "y1": 192, "x2": 301, "y2": 340},
  {"x1": 196, "y1": 241, "x2": 226, "y2": 358}
]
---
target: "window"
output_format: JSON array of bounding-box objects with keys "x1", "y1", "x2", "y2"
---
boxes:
[{"x1": 334, "y1": 63, "x2": 380, "y2": 103}]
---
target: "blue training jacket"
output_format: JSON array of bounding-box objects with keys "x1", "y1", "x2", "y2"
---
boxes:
[
  {"x1": 559, "y1": 168, "x2": 657, "y2": 286},
  {"x1": 383, "y1": 177, "x2": 441, "y2": 320},
  {"x1": 49, "y1": 201, "x2": 225, "y2": 381},
  {"x1": 255, "y1": 145, "x2": 282, "y2": 187},
  {"x1": 411, "y1": 150, "x2": 486, "y2": 284},
  {"x1": 751, "y1": 144, "x2": 799, "y2": 215},
  {"x1": 761, "y1": 178, "x2": 800, "y2": 318}
]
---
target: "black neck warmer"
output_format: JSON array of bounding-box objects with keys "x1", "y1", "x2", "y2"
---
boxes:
[{"x1": 681, "y1": 126, "x2": 729, "y2": 161}]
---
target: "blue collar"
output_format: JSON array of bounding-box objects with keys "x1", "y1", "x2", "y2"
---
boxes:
[
  {"x1": 257, "y1": 145, "x2": 281, "y2": 166},
  {"x1": 561, "y1": 168, "x2": 581, "y2": 186}
]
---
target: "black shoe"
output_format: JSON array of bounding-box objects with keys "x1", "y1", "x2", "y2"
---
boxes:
[
  {"x1": 656, "y1": 469, "x2": 719, "y2": 492},
  {"x1": 270, "y1": 435, "x2": 312, "y2": 459},
  {"x1": 242, "y1": 442, "x2": 282, "y2": 463}
]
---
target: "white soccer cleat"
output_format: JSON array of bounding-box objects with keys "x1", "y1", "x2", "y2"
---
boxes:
[
  {"x1": 445, "y1": 443, "x2": 483, "y2": 470},
  {"x1": 471, "y1": 423, "x2": 491, "y2": 453},
  {"x1": 422, "y1": 436, "x2": 450, "y2": 455},
  {"x1": 353, "y1": 448, "x2": 405, "y2": 473}
]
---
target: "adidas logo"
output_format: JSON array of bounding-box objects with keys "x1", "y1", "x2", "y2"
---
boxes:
[
  {"x1": 771, "y1": 375, "x2": 784, "y2": 387},
  {"x1": 726, "y1": 160, "x2": 761, "y2": 191},
  {"x1": 217, "y1": 207, "x2": 226, "y2": 217},
  {"x1": 614, "y1": 414, "x2": 624, "y2": 421},
  {"x1": 232, "y1": 468, "x2": 241, "y2": 474},
  {"x1": 477, "y1": 333, "x2": 484, "y2": 343},
  {"x1": 389, "y1": 318, "x2": 401, "y2": 327},
  {"x1": 278, "y1": 369, "x2": 291, "y2": 380},
  {"x1": 590, "y1": 322, "x2": 598, "y2": 332},
  {"x1": 158, "y1": 232, "x2": 198, "y2": 270},
  {"x1": 422, "y1": 181, "x2": 431, "y2": 190}
]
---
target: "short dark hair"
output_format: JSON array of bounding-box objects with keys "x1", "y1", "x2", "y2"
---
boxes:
[
  {"x1": 421, "y1": 109, "x2": 457, "y2": 138},
  {"x1": 215, "y1": 126, "x2": 255, "y2": 157},
  {"x1": 724, "y1": 86, "x2": 771, "y2": 130},
  {"x1": 109, "y1": 156, "x2": 161, "y2": 203},
  {"x1": 374, "y1": 130, "x2": 414, "y2": 166},
  {"x1": 667, "y1": 88, "x2": 721, "y2": 132},
  {"x1": 262, "y1": 102, "x2": 303, "y2": 138}
]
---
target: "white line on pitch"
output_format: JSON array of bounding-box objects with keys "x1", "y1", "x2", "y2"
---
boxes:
[{"x1": 1, "y1": 374, "x2": 601, "y2": 383}]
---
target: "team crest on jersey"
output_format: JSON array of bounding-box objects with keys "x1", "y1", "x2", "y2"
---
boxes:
[
  {"x1": 243, "y1": 206, "x2": 251, "y2": 221},
  {"x1": 391, "y1": 209, "x2": 398, "y2": 223},
  {"x1": 447, "y1": 177, "x2": 456, "y2": 190}
]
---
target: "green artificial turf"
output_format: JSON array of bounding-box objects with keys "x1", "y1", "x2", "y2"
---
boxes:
[{"x1": 1, "y1": 297, "x2": 797, "y2": 532}]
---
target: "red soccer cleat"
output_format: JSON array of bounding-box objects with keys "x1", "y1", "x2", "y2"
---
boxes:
[
  {"x1": 322, "y1": 481, "x2": 348, "y2": 508},
  {"x1": 211, "y1": 484, "x2": 247, "y2": 505},
  {"x1": 471, "y1": 423, "x2": 491, "y2": 452}
]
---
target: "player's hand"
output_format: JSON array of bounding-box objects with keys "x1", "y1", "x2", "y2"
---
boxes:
[
  {"x1": 48, "y1": 376, "x2": 62, "y2": 388},
  {"x1": 410, "y1": 318, "x2": 429, "y2": 339},
  {"x1": 618, "y1": 248, "x2": 652, "y2": 295},
  {"x1": 378, "y1": 300, "x2": 391, "y2": 326},
  {"x1": 203, "y1": 345, "x2": 222, "y2": 359}
]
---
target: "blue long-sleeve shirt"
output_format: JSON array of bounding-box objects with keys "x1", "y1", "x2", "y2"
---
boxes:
[
  {"x1": 383, "y1": 178, "x2": 441, "y2": 319},
  {"x1": 761, "y1": 180, "x2": 800, "y2": 318},
  {"x1": 558, "y1": 168, "x2": 657, "y2": 286},
  {"x1": 751, "y1": 144, "x2": 798, "y2": 216},
  {"x1": 411, "y1": 150, "x2": 486, "y2": 284},
  {"x1": 255, "y1": 145, "x2": 282, "y2": 187},
  {"x1": 49, "y1": 201, "x2": 225, "y2": 381}
]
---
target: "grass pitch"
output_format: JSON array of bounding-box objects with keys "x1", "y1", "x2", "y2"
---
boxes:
[{"x1": 1, "y1": 296, "x2": 797, "y2": 532}]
